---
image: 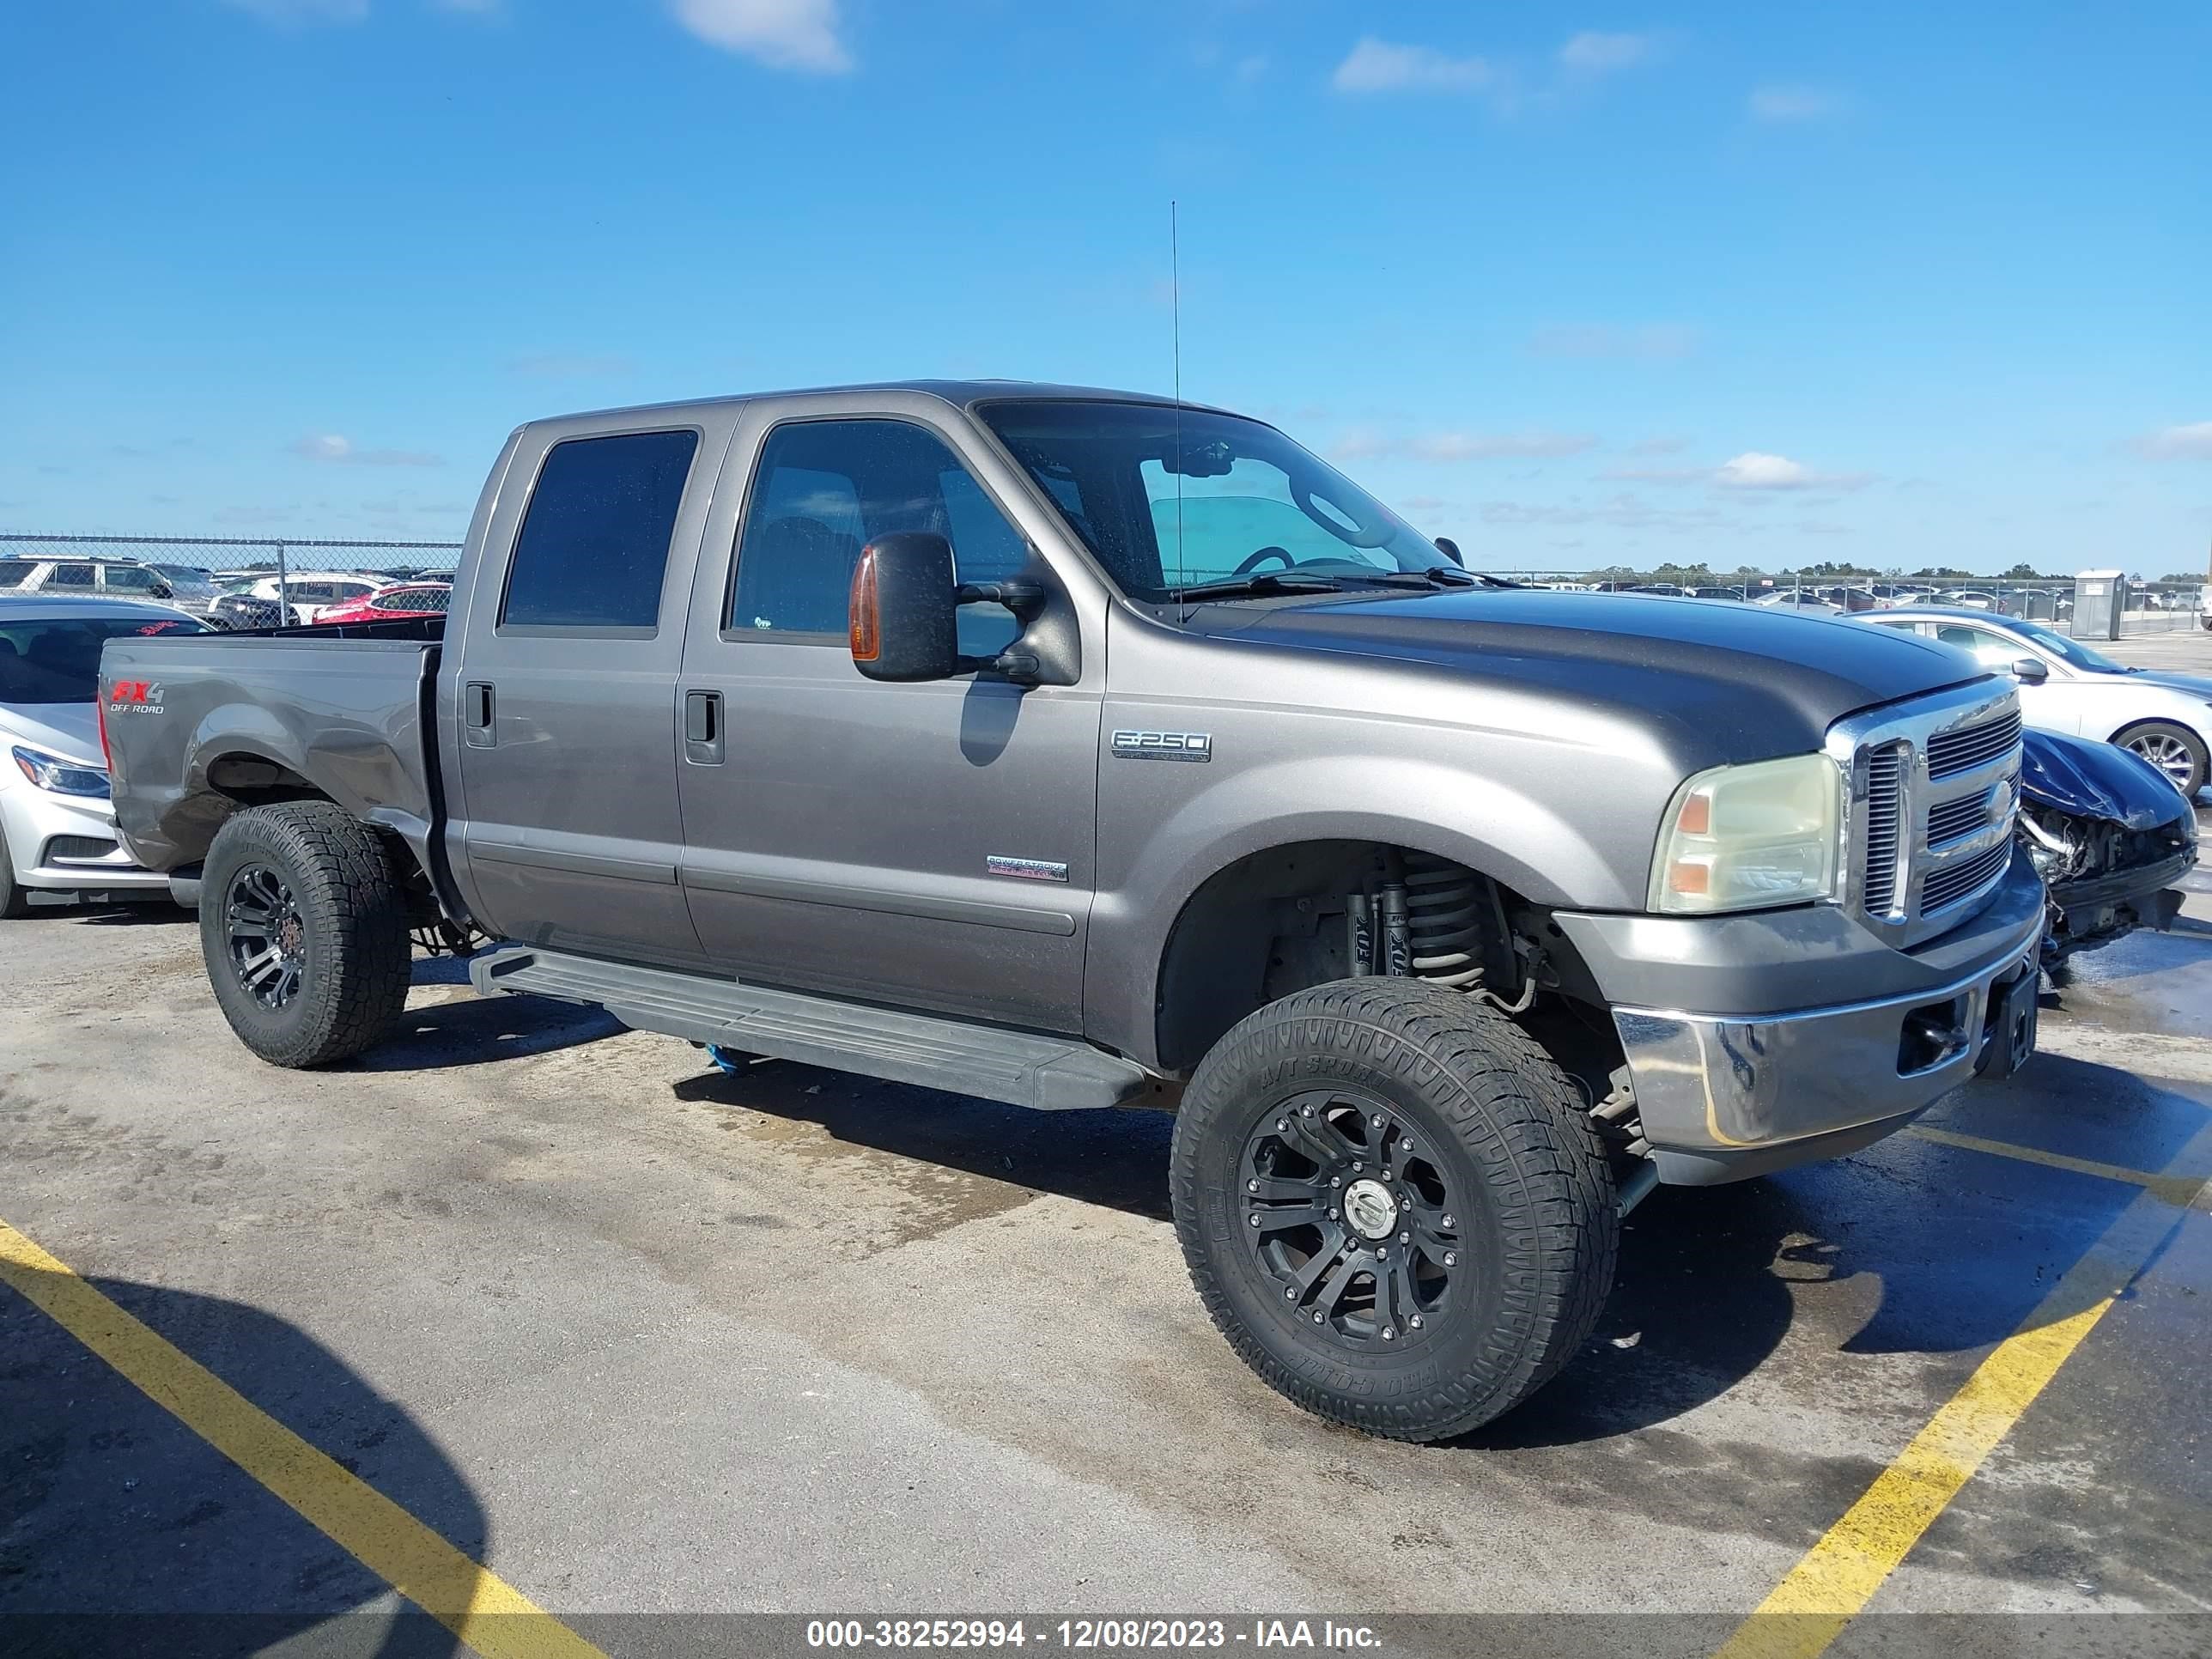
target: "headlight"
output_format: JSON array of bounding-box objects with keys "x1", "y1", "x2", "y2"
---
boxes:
[
  {"x1": 10, "y1": 744, "x2": 111, "y2": 799},
  {"x1": 1650, "y1": 752, "x2": 1841, "y2": 915}
]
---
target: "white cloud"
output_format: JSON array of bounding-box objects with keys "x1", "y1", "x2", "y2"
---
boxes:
[
  {"x1": 2134, "y1": 421, "x2": 2212, "y2": 460},
  {"x1": 1559, "y1": 31, "x2": 1652, "y2": 75},
  {"x1": 222, "y1": 0, "x2": 368, "y2": 21},
  {"x1": 672, "y1": 0, "x2": 853, "y2": 73},
  {"x1": 1748, "y1": 84, "x2": 1846, "y2": 122},
  {"x1": 1528, "y1": 322, "x2": 1698, "y2": 361},
  {"x1": 291, "y1": 434, "x2": 443, "y2": 467},
  {"x1": 1714, "y1": 452, "x2": 1869, "y2": 490},
  {"x1": 1332, "y1": 37, "x2": 1498, "y2": 95}
]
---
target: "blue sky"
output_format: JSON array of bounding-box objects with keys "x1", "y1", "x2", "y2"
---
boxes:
[{"x1": 3, "y1": 1, "x2": 2206, "y2": 576}]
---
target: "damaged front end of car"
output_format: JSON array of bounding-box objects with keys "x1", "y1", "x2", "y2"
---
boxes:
[{"x1": 2018, "y1": 728, "x2": 2197, "y2": 966}]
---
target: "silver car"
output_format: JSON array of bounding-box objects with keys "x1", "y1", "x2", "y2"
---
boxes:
[
  {"x1": 0, "y1": 595, "x2": 208, "y2": 915},
  {"x1": 1861, "y1": 605, "x2": 2212, "y2": 795}
]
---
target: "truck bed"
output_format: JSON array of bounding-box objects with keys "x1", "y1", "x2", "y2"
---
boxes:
[{"x1": 100, "y1": 619, "x2": 446, "y2": 877}]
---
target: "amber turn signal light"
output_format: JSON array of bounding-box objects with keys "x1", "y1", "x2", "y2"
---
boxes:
[{"x1": 848, "y1": 545, "x2": 881, "y2": 662}]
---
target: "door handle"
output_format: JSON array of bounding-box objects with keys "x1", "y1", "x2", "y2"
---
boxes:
[
  {"x1": 464, "y1": 681, "x2": 495, "y2": 748},
  {"x1": 684, "y1": 689, "x2": 724, "y2": 765}
]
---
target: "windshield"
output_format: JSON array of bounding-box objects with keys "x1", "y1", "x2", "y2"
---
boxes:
[
  {"x1": 2012, "y1": 618, "x2": 2122, "y2": 672},
  {"x1": 977, "y1": 401, "x2": 1448, "y2": 602},
  {"x1": 0, "y1": 615, "x2": 207, "y2": 705}
]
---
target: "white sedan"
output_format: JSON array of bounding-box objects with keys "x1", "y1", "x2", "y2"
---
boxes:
[
  {"x1": 1860, "y1": 606, "x2": 2212, "y2": 796},
  {"x1": 1, "y1": 595, "x2": 208, "y2": 915}
]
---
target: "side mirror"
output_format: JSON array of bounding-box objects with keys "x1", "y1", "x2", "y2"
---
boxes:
[
  {"x1": 849, "y1": 533, "x2": 962, "y2": 682},
  {"x1": 1433, "y1": 536, "x2": 1465, "y2": 568},
  {"x1": 2012, "y1": 657, "x2": 2049, "y2": 684}
]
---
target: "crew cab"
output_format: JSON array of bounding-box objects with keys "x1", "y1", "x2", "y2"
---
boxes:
[{"x1": 100, "y1": 382, "x2": 2045, "y2": 1440}]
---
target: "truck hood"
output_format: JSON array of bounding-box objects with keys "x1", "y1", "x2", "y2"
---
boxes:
[
  {"x1": 0, "y1": 702, "x2": 103, "y2": 767},
  {"x1": 2021, "y1": 726, "x2": 2193, "y2": 830},
  {"x1": 1207, "y1": 589, "x2": 1983, "y2": 762}
]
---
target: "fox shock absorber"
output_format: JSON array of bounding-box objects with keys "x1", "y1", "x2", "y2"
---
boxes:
[{"x1": 1346, "y1": 893, "x2": 1375, "y2": 975}]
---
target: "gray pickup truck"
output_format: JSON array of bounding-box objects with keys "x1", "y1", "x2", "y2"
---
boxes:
[{"x1": 101, "y1": 381, "x2": 2045, "y2": 1441}]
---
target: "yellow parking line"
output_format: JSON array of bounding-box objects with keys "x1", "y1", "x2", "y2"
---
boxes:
[
  {"x1": 1712, "y1": 1152, "x2": 2212, "y2": 1659},
  {"x1": 1907, "y1": 1124, "x2": 2207, "y2": 1207},
  {"x1": 0, "y1": 1217, "x2": 605, "y2": 1659}
]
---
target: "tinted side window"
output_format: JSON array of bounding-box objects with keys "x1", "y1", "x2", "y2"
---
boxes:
[
  {"x1": 50, "y1": 563, "x2": 96, "y2": 591},
  {"x1": 730, "y1": 420, "x2": 1024, "y2": 654},
  {"x1": 502, "y1": 429, "x2": 699, "y2": 629},
  {"x1": 102, "y1": 566, "x2": 158, "y2": 593}
]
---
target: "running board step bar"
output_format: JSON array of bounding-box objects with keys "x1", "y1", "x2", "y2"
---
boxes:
[{"x1": 470, "y1": 945, "x2": 1161, "y2": 1112}]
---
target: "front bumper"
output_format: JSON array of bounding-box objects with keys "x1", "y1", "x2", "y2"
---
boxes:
[
  {"x1": 1, "y1": 781, "x2": 170, "y2": 895},
  {"x1": 1587, "y1": 851, "x2": 2047, "y2": 1185}
]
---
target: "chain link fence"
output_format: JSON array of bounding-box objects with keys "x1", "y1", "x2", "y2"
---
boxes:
[
  {"x1": 0, "y1": 533, "x2": 462, "y2": 629},
  {"x1": 2, "y1": 532, "x2": 2203, "y2": 637}
]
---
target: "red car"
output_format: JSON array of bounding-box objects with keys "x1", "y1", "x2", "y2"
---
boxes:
[{"x1": 314, "y1": 582, "x2": 453, "y2": 625}]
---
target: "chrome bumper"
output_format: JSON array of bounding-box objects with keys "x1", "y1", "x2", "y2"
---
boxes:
[{"x1": 1611, "y1": 863, "x2": 2046, "y2": 1186}]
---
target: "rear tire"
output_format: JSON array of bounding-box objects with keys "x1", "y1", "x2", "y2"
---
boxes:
[
  {"x1": 199, "y1": 801, "x2": 410, "y2": 1066},
  {"x1": 0, "y1": 825, "x2": 32, "y2": 919},
  {"x1": 2115, "y1": 720, "x2": 2208, "y2": 798},
  {"x1": 1170, "y1": 978, "x2": 1618, "y2": 1442}
]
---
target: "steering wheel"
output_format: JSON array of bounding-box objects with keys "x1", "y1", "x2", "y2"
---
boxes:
[{"x1": 1232, "y1": 546, "x2": 1294, "y2": 575}]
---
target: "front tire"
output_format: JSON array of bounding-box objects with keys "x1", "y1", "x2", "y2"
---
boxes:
[
  {"x1": 0, "y1": 824, "x2": 32, "y2": 919},
  {"x1": 2115, "y1": 720, "x2": 2208, "y2": 798},
  {"x1": 199, "y1": 801, "x2": 410, "y2": 1066},
  {"x1": 1170, "y1": 979, "x2": 1618, "y2": 1442}
]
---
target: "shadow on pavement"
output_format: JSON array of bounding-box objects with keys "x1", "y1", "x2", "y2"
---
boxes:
[
  {"x1": 0, "y1": 1262, "x2": 477, "y2": 1657},
  {"x1": 346, "y1": 956, "x2": 622, "y2": 1073}
]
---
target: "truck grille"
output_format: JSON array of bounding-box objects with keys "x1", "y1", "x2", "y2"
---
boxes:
[
  {"x1": 1923, "y1": 838, "x2": 2013, "y2": 913},
  {"x1": 1861, "y1": 747, "x2": 1905, "y2": 913},
  {"x1": 1928, "y1": 709, "x2": 2021, "y2": 779},
  {"x1": 1844, "y1": 687, "x2": 2021, "y2": 945}
]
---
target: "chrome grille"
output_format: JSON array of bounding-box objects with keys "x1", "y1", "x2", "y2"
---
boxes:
[
  {"x1": 1861, "y1": 746, "x2": 1905, "y2": 914},
  {"x1": 1926, "y1": 792, "x2": 1994, "y2": 846},
  {"x1": 1834, "y1": 683, "x2": 2022, "y2": 947},
  {"x1": 1928, "y1": 710, "x2": 2021, "y2": 780},
  {"x1": 1923, "y1": 838, "x2": 2012, "y2": 912}
]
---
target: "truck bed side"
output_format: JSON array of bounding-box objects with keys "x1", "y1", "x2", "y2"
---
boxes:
[{"x1": 101, "y1": 622, "x2": 446, "y2": 884}]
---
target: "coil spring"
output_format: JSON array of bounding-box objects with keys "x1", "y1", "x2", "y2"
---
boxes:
[{"x1": 1401, "y1": 852, "x2": 1486, "y2": 989}]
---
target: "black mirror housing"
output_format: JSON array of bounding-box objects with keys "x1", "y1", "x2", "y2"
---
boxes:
[
  {"x1": 850, "y1": 532, "x2": 962, "y2": 682},
  {"x1": 1433, "y1": 536, "x2": 1465, "y2": 568}
]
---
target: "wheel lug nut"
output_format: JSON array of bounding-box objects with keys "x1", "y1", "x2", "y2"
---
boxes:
[
  {"x1": 1398, "y1": 1231, "x2": 1410, "y2": 1244},
  {"x1": 1376, "y1": 1247, "x2": 1389, "y2": 1261},
  {"x1": 1370, "y1": 1113, "x2": 1384, "y2": 1127},
  {"x1": 1249, "y1": 1214, "x2": 1261, "y2": 1227},
  {"x1": 1301, "y1": 1104, "x2": 1316, "y2": 1117},
  {"x1": 1247, "y1": 1178, "x2": 1259, "y2": 1193},
  {"x1": 1351, "y1": 1161, "x2": 1364, "y2": 1173},
  {"x1": 1276, "y1": 1118, "x2": 1288, "y2": 1132},
  {"x1": 1441, "y1": 1213, "x2": 1455, "y2": 1228},
  {"x1": 1284, "y1": 1286, "x2": 1296, "y2": 1300},
  {"x1": 1443, "y1": 1251, "x2": 1457, "y2": 1267},
  {"x1": 1329, "y1": 1176, "x2": 1341, "y2": 1188},
  {"x1": 1409, "y1": 1315, "x2": 1424, "y2": 1330},
  {"x1": 1326, "y1": 1208, "x2": 1337, "y2": 1220},
  {"x1": 1381, "y1": 1326, "x2": 1395, "y2": 1340},
  {"x1": 1311, "y1": 1311, "x2": 1324, "y2": 1324}
]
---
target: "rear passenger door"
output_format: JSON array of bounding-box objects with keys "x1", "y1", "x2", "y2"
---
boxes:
[
  {"x1": 674, "y1": 405, "x2": 1101, "y2": 1030},
  {"x1": 447, "y1": 417, "x2": 731, "y2": 968}
]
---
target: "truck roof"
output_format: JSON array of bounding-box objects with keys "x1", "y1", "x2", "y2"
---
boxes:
[{"x1": 525, "y1": 379, "x2": 1239, "y2": 430}]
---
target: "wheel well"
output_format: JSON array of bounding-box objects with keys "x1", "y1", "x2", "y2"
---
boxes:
[
  {"x1": 1152, "y1": 840, "x2": 1612, "y2": 1082},
  {"x1": 204, "y1": 753, "x2": 325, "y2": 808},
  {"x1": 196, "y1": 756, "x2": 445, "y2": 928}
]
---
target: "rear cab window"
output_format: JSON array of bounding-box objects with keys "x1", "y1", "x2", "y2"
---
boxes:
[{"x1": 501, "y1": 429, "x2": 700, "y2": 631}]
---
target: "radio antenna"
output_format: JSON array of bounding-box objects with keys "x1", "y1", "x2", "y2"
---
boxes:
[{"x1": 1171, "y1": 199, "x2": 1186, "y2": 617}]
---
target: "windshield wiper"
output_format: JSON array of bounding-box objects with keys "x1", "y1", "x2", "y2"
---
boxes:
[{"x1": 1166, "y1": 573, "x2": 1348, "y2": 602}]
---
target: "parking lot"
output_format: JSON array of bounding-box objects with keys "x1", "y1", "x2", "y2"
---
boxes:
[{"x1": 3, "y1": 638, "x2": 2209, "y2": 1659}]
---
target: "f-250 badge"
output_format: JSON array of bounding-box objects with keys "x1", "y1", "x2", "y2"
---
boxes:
[{"x1": 1110, "y1": 729, "x2": 1212, "y2": 763}]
